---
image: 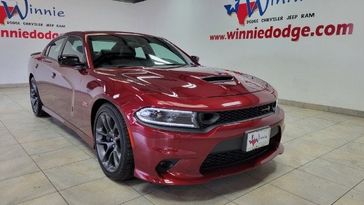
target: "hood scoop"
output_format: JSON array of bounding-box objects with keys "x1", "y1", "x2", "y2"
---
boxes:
[{"x1": 202, "y1": 75, "x2": 235, "y2": 83}]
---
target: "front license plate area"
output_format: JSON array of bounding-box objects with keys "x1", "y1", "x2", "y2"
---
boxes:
[{"x1": 244, "y1": 127, "x2": 271, "y2": 152}]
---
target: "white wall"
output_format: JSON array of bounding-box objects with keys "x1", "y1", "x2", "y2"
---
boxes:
[
  {"x1": 131, "y1": 0, "x2": 364, "y2": 111},
  {"x1": 1, "y1": 0, "x2": 363, "y2": 111},
  {"x1": 0, "y1": 0, "x2": 140, "y2": 84}
]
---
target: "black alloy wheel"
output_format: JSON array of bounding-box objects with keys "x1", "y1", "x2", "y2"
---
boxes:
[
  {"x1": 29, "y1": 77, "x2": 48, "y2": 117},
  {"x1": 94, "y1": 103, "x2": 134, "y2": 181}
]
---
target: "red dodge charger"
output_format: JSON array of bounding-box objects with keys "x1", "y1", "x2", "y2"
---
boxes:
[{"x1": 28, "y1": 31, "x2": 284, "y2": 185}]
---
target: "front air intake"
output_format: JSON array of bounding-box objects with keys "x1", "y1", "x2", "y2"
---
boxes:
[{"x1": 156, "y1": 160, "x2": 178, "y2": 175}]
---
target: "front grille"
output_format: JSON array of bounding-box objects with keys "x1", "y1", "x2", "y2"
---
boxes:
[
  {"x1": 200, "y1": 131, "x2": 280, "y2": 174},
  {"x1": 200, "y1": 148, "x2": 269, "y2": 174},
  {"x1": 199, "y1": 102, "x2": 276, "y2": 129}
]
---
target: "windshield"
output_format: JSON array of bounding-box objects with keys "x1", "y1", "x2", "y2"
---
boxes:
[{"x1": 88, "y1": 34, "x2": 191, "y2": 68}]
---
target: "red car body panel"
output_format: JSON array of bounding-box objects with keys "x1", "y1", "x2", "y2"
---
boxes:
[{"x1": 28, "y1": 31, "x2": 285, "y2": 185}]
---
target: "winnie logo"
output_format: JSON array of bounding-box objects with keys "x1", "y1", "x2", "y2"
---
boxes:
[
  {"x1": 0, "y1": 0, "x2": 28, "y2": 25},
  {"x1": 0, "y1": 0, "x2": 65, "y2": 26},
  {"x1": 224, "y1": 0, "x2": 304, "y2": 26},
  {"x1": 0, "y1": 5, "x2": 16, "y2": 25},
  {"x1": 225, "y1": 0, "x2": 257, "y2": 25},
  {"x1": 249, "y1": 138, "x2": 259, "y2": 146}
]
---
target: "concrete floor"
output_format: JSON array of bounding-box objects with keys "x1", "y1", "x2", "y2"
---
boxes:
[{"x1": 1, "y1": 87, "x2": 364, "y2": 205}]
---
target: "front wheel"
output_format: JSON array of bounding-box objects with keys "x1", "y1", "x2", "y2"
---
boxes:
[
  {"x1": 29, "y1": 77, "x2": 48, "y2": 117},
  {"x1": 94, "y1": 103, "x2": 134, "y2": 181}
]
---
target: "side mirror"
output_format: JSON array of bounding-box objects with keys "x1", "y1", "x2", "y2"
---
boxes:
[
  {"x1": 58, "y1": 55, "x2": 85, "y2": 67},
  {"x1": 191, "y1": 55, "x2": 200, "y2": 64}
]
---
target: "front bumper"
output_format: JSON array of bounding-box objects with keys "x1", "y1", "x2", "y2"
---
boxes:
[{"x1": 129, "y1": 107, "x2": 285, "y2": 185}]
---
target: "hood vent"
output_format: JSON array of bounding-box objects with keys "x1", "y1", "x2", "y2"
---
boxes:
[
  {"x1": 202, "y1": 76, "x2": 234, "y2": 83},
  {"x1": 113, "y1": 0, "x2": 146, "y2": 3}
]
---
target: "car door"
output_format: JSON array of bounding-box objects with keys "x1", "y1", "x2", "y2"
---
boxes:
[
  {"x1": 52, "y1": 36, "x2": 93, "y2": 132},
  {"x1": 36, "y1": 37, "x2": 67, "y2": 110}
]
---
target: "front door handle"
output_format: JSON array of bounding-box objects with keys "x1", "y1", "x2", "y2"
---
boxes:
[{"x1": 51, "y1": 72, "x2": 56, "y2": 79}]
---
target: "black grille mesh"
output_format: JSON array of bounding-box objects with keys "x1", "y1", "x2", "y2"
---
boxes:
[
  {"x1": 200, "y1": 102, "x2": 276, "y2": 129},
  {"x1": 200, "y1": 133, "x2": 280, "y2": 174}
]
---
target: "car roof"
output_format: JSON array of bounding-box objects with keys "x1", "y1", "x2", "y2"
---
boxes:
[{"x1": 63, "y1": 31, "x2": 159, "y2": 38}]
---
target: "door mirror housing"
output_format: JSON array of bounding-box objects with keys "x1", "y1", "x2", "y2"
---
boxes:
[
  {"x1": 191, "y1": 55, "x2": 200, "y2": 64},
  {"x1": 58, "y1": 55, "x2": 85, "y2": 68}
]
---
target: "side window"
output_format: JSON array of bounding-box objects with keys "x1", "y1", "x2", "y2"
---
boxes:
[
  {"x1": 149, "y1": 43, "x2": 185, "y2": 64},
  {"x1": 62, "y1": 37, "x2": 86, "y2": 64},
  {"x1": 47, "y1": 38, "x2": 65, "y2": 60}
]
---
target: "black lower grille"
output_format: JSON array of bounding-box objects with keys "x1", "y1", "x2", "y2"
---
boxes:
[
  {"x1": 199, "y1": 102, "x2": 277, "y2": 129},
  {"x1": 200, "y1": 148, "x2": 269, "y2": 174},
  {"x1": 200, "y1": 131, "x2": 281, "y2": 174}
]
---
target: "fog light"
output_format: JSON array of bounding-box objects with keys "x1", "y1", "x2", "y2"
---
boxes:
[{"x1": 156, "y1": 160, "x2": 178, "y2": 174}]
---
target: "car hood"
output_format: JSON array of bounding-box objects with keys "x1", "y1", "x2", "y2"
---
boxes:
[{"x1": 100, "y1": 66, "x2": 269, "y2": 98}]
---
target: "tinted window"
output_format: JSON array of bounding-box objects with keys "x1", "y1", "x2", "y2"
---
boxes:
[
  {"x1": 135, "y1": 47, "x2": 146, "y2": 59},
  {"x1": 149, "y1": 43, "x2": 185, "y2": 64},
  {"x1": 62, "y1": 37, "x2": 86, "y2": 64},
  {"x1": 89, "y1": 35, "x2": 190, "y2": 68},
  {"x1": 47, "y1": 38, "x2": 65, "y2": 60},
  {"x1": 91, "y1": 41, "x2": 117, "y2": 53}
]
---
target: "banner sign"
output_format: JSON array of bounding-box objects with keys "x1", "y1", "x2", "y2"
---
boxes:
[
  {"x1": 0, "y1": 0, "x2": 67, "y2": 40},
  {"x1": 209, "y1": 0, "x2": 354, "y2": 42}
]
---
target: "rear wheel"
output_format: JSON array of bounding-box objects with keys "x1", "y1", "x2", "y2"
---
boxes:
[
  {"x1": 94, "y1": 103, "x2": 134, "y2": 181},
  {"x1": 29, "y1": 77, "x2": 48, "y2": 117}
]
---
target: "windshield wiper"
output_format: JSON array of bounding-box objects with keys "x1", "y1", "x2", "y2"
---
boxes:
[{"x1": 156, "y1": 64, "x2": 187, "y2": 68}]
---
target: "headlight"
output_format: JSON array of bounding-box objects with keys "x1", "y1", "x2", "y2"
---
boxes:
[{"x1": 136, "y1": 108, "x2": 199, "y2": 128}]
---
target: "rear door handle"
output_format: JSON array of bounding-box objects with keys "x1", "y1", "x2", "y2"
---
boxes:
[{"x1": 51, "y1": 72, "x2": 56, "y2": 79}]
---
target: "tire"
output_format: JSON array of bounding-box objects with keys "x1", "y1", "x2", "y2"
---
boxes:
[
  {"x1": 29, "y1": 77, "x2": 48, "y2": 117},
  {"x1": 94, "y1": 103, "x2": 134, "y2": 181}
]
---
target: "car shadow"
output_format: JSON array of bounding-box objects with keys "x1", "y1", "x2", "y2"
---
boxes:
[
  {"x1": 47, "y1": 117, "x2": 96, "y2": 152},
  {"x1": 124, "y1": 161, "x2": 281, "y2": 202}
]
